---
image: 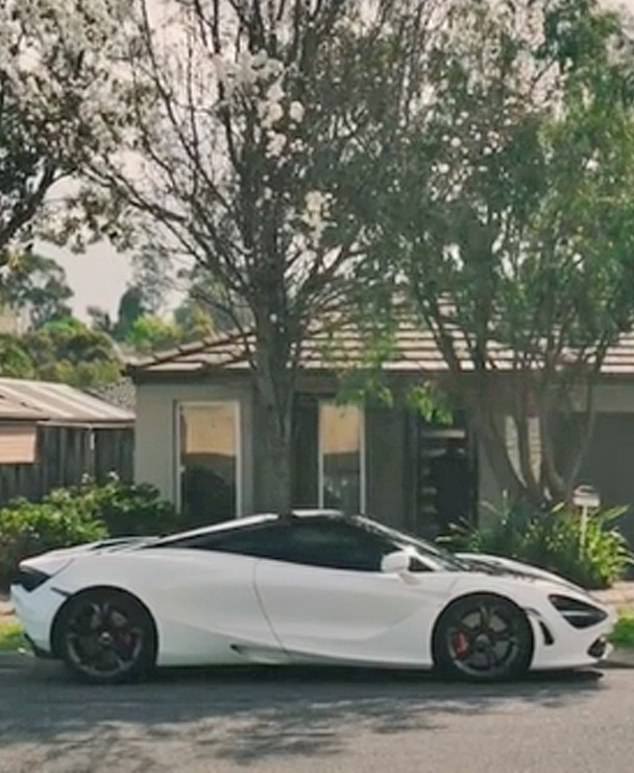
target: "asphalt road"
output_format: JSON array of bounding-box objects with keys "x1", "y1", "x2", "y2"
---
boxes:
[{"x1": 1, "y1": 660, "x2": 633, "y2": 773}]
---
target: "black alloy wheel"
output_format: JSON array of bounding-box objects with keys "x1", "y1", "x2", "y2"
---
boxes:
[
  {"x1": 434, "y1": 594, "x2": 533, "y2": 681},
  {"x1": 56, "y1": 589, "x2": 156, "y2": 684}
]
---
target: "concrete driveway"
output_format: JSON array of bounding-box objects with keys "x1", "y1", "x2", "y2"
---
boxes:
[{"x1": 0, "y1": 660, "x2": 632, "y2": 773}]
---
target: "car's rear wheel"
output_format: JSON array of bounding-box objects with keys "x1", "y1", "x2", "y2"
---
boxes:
[
  {"x1": 56, "y1": 589, "x2": 156, "y2": 684},
  {"x1": 433, "y1": 594, "x2": 533, "y2": 682}
]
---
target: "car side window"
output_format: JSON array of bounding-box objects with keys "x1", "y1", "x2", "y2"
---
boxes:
[
  {"x1": 174, "y1": 517, "x2": 399, "y2": 572},
  {"x1": 174, "y1": 522, "x2": 287, "y2": 559},
  {"x1": 272, "y1": 519, "x2": 395, "y2": 572}
]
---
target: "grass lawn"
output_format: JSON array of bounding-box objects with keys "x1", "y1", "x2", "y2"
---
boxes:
[
  {"x1": 0, "y1": 621, "x2": 25, "y2": 652},
  {"x1": 610, "y1": 613, "x2": 634, "y2": 650}
]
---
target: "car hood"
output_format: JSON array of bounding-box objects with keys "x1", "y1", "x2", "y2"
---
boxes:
[{"x1": 455, "y1": 552, "x2": 589, "y2": 595}]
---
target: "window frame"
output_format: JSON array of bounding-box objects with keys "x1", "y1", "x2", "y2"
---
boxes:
[
  {"x1": 317, "y1": 401, "x2": 366, "y2": 514},
  {"x1": 174, "y1": 400, "x2": 243, "y2": 518}
]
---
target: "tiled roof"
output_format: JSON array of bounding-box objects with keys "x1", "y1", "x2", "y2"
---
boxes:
[
  {"x1": 87, "y1": 378, "x2": 136, "y2": 412},
  {"x1": 129, "y1": 324, "x2": 634, "y2": 378},
  {"x1": 0, "y1": 379, "x2": 135, "y2": 425}
]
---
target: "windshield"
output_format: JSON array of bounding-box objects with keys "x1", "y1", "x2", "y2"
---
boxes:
[{"x1": 353, "y1": 517, "x2": 468, "y2": 571}]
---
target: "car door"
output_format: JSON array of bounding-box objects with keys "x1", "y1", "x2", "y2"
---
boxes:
[
  {"x1": 253, "y1": 518, "x2": 444, "y2": 666},
  {"x1": 126, "y1": 545, "x2": 279, "y2": 665}
]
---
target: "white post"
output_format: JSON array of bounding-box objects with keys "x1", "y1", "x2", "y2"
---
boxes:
[{"x1": 579, "y1": 504, "x2": 589, "y2": 556}]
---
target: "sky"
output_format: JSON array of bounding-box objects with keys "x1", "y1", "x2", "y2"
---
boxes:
[
  {"x1": 38, "y1": 240, "x2": 134, "y2": 322},
  {"x1": 43, "y1": 0, "x2": 634, "y2": 320}
]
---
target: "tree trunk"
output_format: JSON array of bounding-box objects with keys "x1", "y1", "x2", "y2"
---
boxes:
[
  {"x1": 468, "y1": 401, "x2": 528, "y2": 506},
  {"x1": 253, "y1": 327, "x2": 294, "y2": 514},
  {"x1": 257, "y1": 393, "x2": 293, "y2": 514}
]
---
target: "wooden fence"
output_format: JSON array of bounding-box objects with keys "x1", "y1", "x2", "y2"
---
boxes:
[{"x1": 0, "y1": 425, "x2": 134, "y2": 505}]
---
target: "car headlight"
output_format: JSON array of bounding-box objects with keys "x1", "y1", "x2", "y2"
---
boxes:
[{"x1": 549, "y1": 594, "x2": 608, "y2": 629}]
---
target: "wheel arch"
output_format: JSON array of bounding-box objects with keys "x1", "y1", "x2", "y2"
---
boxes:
[
  {"x1": 50, "y1": 585, "x2": 159, "y2": 661},
  {"x1": 430, "y1": 591, "x2": 535, "y2": 667}
]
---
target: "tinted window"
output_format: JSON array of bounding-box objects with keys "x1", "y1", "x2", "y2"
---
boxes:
[
  {"x1": 272, "y1": 519, "x2": 393, "y2": 571},
  {"x1": 170, "y1": 522, "x2": 286, "y2": 559},
  {"x1": 176, "y1": 517, "x2": 396, "y2": 572},
  {"x1": 353, "y1": 517, "x2": 466, "y2": 571}
]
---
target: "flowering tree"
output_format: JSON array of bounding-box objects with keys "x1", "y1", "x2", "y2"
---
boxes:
[
  {"x1": 19, "y1": 0, "x2": 433, "y2": 512},
  {"x1": 0, "y1": 1, "x2": 137, "y2": 269},
  {"x1": 365, "y1": 0, "x2": 634, "y2": 507}
]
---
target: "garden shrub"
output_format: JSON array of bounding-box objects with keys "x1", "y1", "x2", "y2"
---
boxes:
[
  {"x1": 0, "y1": 480, "x2": 180, "y2": 587},
  {"x1": 0, "y1": 500, "x2": 107, "y2": 587},
  {"x1": 442, "y1": 501, "x2": 633, "y2": 590},
  {"x1": 48, "y1": 480, "x2": 180, "y2": 537}
]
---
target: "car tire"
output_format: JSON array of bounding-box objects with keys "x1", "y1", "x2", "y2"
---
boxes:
[
  {"x1": 55, "y1": 589, "x2": 156, "y2": 684},
  {"x1": 433, "y1": 593, "x2": 533, "y2": 682}
]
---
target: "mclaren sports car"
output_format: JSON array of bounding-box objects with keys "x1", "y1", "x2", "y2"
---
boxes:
[{"x1": 10, "y1": 510, "x2": 616, "y2": 683}]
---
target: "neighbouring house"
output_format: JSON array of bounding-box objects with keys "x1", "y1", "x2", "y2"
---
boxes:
[
  {"x1": 130, "y1": 325, "x2": 634, "y2": 544},
  {"x1": 0, "y1": 378, "x2": 134, "y2": 505}
]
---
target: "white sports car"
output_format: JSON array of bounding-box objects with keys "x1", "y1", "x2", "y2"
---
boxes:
[{"x1": 10, "y1": 510, "x2": 616, "y2": 684}]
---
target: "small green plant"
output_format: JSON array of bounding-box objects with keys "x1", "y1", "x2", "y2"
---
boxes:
[
  {"x1": 610, "y1": 614, "x2": 634, "y2": 650},
  {"x1": 442, "y1": 500, "x2": 633, "y2": 590},
  {"x1": 0, "y1": 622, "x2": 25, "y2": 652}
]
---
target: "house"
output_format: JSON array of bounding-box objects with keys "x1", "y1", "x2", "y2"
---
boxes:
[
  {"x1": 130, "y1": 325, "x2": 634, "y2": 544},
  {"x1": 0, "y1": 378, "x2": 134, "y2": 504}
]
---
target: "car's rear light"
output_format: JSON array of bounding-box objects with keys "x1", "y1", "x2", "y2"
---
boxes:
[
  {"x1": 549, "y1": 594, "x2": 608, "y2": 629},
  {"x1": 12, "y1": 566, "x2": 51, "y2": 592}
]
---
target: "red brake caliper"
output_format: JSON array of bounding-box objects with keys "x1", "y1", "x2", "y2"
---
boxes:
[{"x1": 453, "y1": 631, "x2": 469, "y2": 659}]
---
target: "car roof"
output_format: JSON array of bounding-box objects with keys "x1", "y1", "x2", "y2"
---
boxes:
[{"x1": 152, "y1": 509, "x2": 346, "y2": 545}]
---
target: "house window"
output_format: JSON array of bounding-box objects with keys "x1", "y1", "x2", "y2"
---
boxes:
[
  {"x1": 177, "y1": 402, "x2": 241, "y2": 524},
  {"x1": 318, "y1": 402, "x2": 365, "y2": 514}
]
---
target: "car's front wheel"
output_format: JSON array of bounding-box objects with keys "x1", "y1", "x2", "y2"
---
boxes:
[
  {"x1": 433, "y1": 593, "x2": 533, "y2": 681},
  {"x1": 55, "y1": 589, "x2": 156, "y2": 684}
]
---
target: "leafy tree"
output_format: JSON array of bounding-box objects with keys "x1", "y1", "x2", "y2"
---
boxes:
[
  {"x1": 0, "y1": 334, "x2": 35, "y2": 378},
  {"x1": 364, "y1": 0, "x2": 634, "y2": 507},
  {"x1": 126, "y1": 315, "x2": 184, "y2": 354},
  {"x1": 173, "y1": 263, "x2": 251, "y2": 338},
  {"x1": 46, "y1": 0, "x2": 432, "y2": 511},
  {"x1": 0, "y1": 252, "x2": 72, "y2": 329},
  {"x1": 114, "y1": 286, "x2": 151, "y2": 341},
  {"x1": 173, "y1": 301, "x2": 215, "y2": 342},
  {"x1": 25, "y1": 317, "x2": 121, "y2": 387}
]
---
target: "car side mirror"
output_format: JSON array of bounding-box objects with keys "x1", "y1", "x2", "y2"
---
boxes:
[{"x1": 381, "y1": 550, "x2": 413, "y2": 575}]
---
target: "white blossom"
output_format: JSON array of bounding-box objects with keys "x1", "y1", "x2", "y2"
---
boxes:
[
  {"x1": 302, "y1": 190, "x2": 331, "y2": 243},
  {"x1": 289, "y1": 100, "x2": 305, "y2": 122},
  {"x1": 267, "y1": 82, "x2": 285, "y2": 103},
  {"x1": 261, "y1": 100, "x2": 284, "y2": 128},
  {"x1": 266, "y1": 131, "x2": 286, "y2": 158}
]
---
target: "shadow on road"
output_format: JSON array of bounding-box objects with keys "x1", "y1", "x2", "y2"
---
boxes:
[{"x1": 0, "y1": 662, "x2": 606, "y2": 769}]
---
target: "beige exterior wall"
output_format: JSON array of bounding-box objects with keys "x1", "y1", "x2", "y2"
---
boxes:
[
  {"x1": 476, "y1": 382, "x2": 634, "y2": 520},
  {"x1": 134, "y1": 379, "x2": 255, "y2": 515}
]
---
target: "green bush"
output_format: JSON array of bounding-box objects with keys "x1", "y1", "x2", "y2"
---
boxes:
[
  {"x1": 0, "y1": 480, "x2": 180, "y2": 587},
  {"x1": 0, "y1": 500, "x2": 107, "y2": 587},
  {"x1": 443, "y1": 501, "x2": 633, "y2": 590},
  {"x1": 80, "y1": 480, "x2": 179, "y2": 537}
]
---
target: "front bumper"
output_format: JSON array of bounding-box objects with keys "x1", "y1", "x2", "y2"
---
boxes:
[
  {"x1": 527, "y1": 602, "x2": 618, "y2": 670},
  {"x1": 10, "y1": 584, "x2": 67, "y2": 657}
]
